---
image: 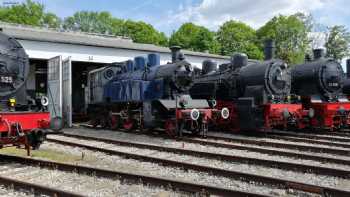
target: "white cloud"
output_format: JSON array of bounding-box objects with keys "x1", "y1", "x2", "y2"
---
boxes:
[{"x1": 169, "y1": 0, "x2": 327, "y2": 30}]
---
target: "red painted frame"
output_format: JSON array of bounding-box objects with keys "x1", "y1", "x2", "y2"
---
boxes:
[{"x1": 0, "y1": 112, "x2": 50, "y2": 132}]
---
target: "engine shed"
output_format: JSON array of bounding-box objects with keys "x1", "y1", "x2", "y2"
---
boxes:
[{"x1": 0, "y1": 23, "x2": 229, "y2": 127}]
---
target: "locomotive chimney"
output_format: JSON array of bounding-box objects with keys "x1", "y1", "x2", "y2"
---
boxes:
[
  {"x1": 347, "y1": 59, "x2": 350, "y2": 78},
  {"x1": 264, "y1": 39, "x2": 275, "y2": 60},
  {"x1": 313, "y1": 48, "x2": 325, "y2": 60},
  {"x1": 170, "y1": 46, "x2": 181, "y2": 63}
]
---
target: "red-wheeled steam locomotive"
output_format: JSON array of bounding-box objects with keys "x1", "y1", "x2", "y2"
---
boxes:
[
  {"x1": 86, "y1": 47, "x2": 229, "y2": 137},
  {"x1": 190, "y1": 40, "x2": 311, "y2": 132},
  {"x1": 0, "y1": 32, "x2": 50, "y2": 152},
  {"x1": 291, "y1": 49, "x2": 350, "y2": 131}
]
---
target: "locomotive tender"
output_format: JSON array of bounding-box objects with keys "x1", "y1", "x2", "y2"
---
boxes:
[
  {"x1": 291, "y1": 49, "x2": 350, "y2": 130},
  {"x1": 190, "y1": 40, "x2": 310, "y2": 131},
  {"x1": 87, "y1": 47, "x2": 229, "y2": 136},
  {"x1": 0, "y1": 31, "x2": 50, "y2": 152}
]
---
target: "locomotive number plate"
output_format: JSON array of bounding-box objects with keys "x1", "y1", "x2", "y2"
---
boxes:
[{"x1": 328, "y1": 82, "x2": 338, "y2": 87}]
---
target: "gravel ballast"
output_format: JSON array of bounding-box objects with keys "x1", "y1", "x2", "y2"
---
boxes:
[
  {"x1": 46, "y1": 134, "x2": 350, "y2": 191},
  {"x1": 62, "y1": 128, "x2": 350, "y2": 170},
  {"x1": 0, "y1": 162, "x2": 183, "y2": 197}
]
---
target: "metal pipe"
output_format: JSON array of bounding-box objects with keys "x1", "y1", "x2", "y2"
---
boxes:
[
  {"x1": 264, "y1": 39, "x2": 275, "y2": 60},
  {"x1": 347, "y1": 59, "x2": 350, "y2": 78},
  {"x1": 170, "y1": 46, "x2": 181, "y2": 63}
]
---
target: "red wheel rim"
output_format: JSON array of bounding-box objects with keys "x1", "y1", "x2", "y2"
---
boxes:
[
  {"x1": 111, "y1": 116, "x2": 119, "y2": 129},
  {"x1": 123, "y1": 119, "x2": 134, "y2": 130},
  {"x1": 164, "y1": 120, "x2": 176, "y2": 137}
]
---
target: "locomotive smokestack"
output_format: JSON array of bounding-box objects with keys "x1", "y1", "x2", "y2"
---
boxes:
[
  {"x1": 313, "y1": 48, "x2": 325, "y2": 60},
  {"x1": 347, "y1": 59, "x2": 350, "y2": 78},
  {"x1": 170, "y1": 46, "x2": 181, "y2": 63},
  {"x1": 264, "y1": 39, "x2": 275, "y2": 60}
]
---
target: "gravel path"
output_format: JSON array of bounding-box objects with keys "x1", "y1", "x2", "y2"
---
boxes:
[
  {"x1": 0, "y1": 162, "x2": 181, "y2": 197},
  {"x1": 47, "y1": 134, "x2": 350, "y2": 191},
  {"x1": 62, "y1": 128, "x2": 350, "y2": 170}
]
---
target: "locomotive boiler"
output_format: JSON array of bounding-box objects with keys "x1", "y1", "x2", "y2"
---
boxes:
[
  {"x1": 190, "y1": 40, "x2": 308, "y2": 131},
  {"x1": 87, "y1": 47, "x2": 228, "y2": 137},
  {"x1": 0, "y1": 32, "x2": 50, "y2": 152},
  {"x1": 292, "y1": 49, "x2": 350, "y2": 130}
]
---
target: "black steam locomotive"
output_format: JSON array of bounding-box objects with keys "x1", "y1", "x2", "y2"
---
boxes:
[
  {"x1": 0, "y1": 31, "x2": 50, "y2": 152},
  {"x1": 190, "y1": 40, "x2": 308, "y2": 131},
  {"x1": 291, "y1": 49, "x2": 350, "y2": 130}
]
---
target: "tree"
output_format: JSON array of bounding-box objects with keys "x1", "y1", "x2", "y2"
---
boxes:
[
  {"x1": 63, "y1": 13, "x2": 168, "y2": 46},
  {"x1": 257, "y1": 15, "x2": 309, "y2": 64},
  {"x1": 0, "y1": 0, "x2": 60, "y2": 28},
  {"x1": 121, "y1": 20, "x2": 168, "y2": 46},
  {"x1": 63, "y1": 11, "x2": 120, "y2": 34},
  {"x1": 216, "y1": 20, "x2": 263, "y2": 59},
  {"x1": 170, "y1": 23, "x2": 218, "y2": 53},
  {"x1": 325, "y1": 25, "x2": 350, "y2": 61}
]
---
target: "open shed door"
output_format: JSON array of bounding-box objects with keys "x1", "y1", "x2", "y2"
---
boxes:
[
  {"x1": 62, "y1": 57, "x2": 72, "y2": 127},
  {"x1": 47, "y1": 56, "x2": 63, "y2": 129}
]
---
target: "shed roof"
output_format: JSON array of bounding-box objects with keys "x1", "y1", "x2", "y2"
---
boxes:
[{"x1": 0, "y1": 22, "x2": 229, "y2": 60}]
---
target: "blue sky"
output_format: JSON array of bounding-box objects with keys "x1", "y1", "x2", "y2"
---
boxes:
[{"x1": 1, "y1": 0, "x2": 349, "y2": 35}]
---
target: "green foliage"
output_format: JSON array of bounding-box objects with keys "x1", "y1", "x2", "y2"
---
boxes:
[
  {"x1": 63, "y1": 11, "x2": 120, "y2": 34},
  {"x1": 325, "y1": 25, "x2": 350, "y2": 62},
  {"x1": 122, "y1": 20, "x2": 168, "y2": 46},
  {"x1": 63, "y1": 12, "x2": 168, "y2": 46},
  {"x1": 216, "y1": 20, "x2": 263, "y2": 59},
  {"x1": 0, "y1": 0, "x2": 60, "y2": 28},
  {"x1": 169, "y1": 23, "x2": 218, "y2": 53},
  {"x1": 257, "y1": 15, "x2": 309, "y2": 64}
]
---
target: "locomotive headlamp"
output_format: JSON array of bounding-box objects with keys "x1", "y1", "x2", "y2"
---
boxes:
[
  {"x1": 40, "y1": 96, "x2": 49, "y2": 107},
  {"x1": 9, "y1": 98, "x2": 16, "y2": 107},
  {"x1": 190, "y1": 108, "x2": 200, "y2": 121},
  {"x1": 282, "y1": 108, "x2": 290, "y2": 119},
  {"x1": 308, "y1": 108, "x2": 315, "y2": 118},
  {"x1": 221, "y1": 108, "x2": 230, "y2": 119}
]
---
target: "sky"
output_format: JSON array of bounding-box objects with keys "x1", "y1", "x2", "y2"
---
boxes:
[{"x1": 1, "y1": 0, "x2": 349, "y2": 36}]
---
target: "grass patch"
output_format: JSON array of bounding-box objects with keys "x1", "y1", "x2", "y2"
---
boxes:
[{"x1": 0, "y1": 146, "x2": 82, "y2": 163}]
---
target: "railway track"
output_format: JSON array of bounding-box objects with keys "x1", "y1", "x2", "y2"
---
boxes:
[
  {"x1": 78, "y1": 125, "x2": 350, "y2": 156},
  {"x1": 205, "y1": 133, "x2": 350, "y2": 156},
  {"x1": 61, "y1": 128, "x2": 350, "y2": 167},
  {"x1": 50, "y1": 133, "x2": 350, "y2": 177},
  {"x1": 45, "y1": 134, "x2": 350, "y2": 196},
  {"x1": 0, "y1": 153, "x2": 266, "y2": 197},
  {"x1": 49, "y1": 133, "x2": 350, "y2": 182},
  {"x1": 0, "y1": 174, "x2": 83, "y2": 197},
  {"x1": 180, "y1": 137, "x2": 350, "y2": 166},
  {"x1": 259, "y1": 130, "x2": 350, "y2": 143}
]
